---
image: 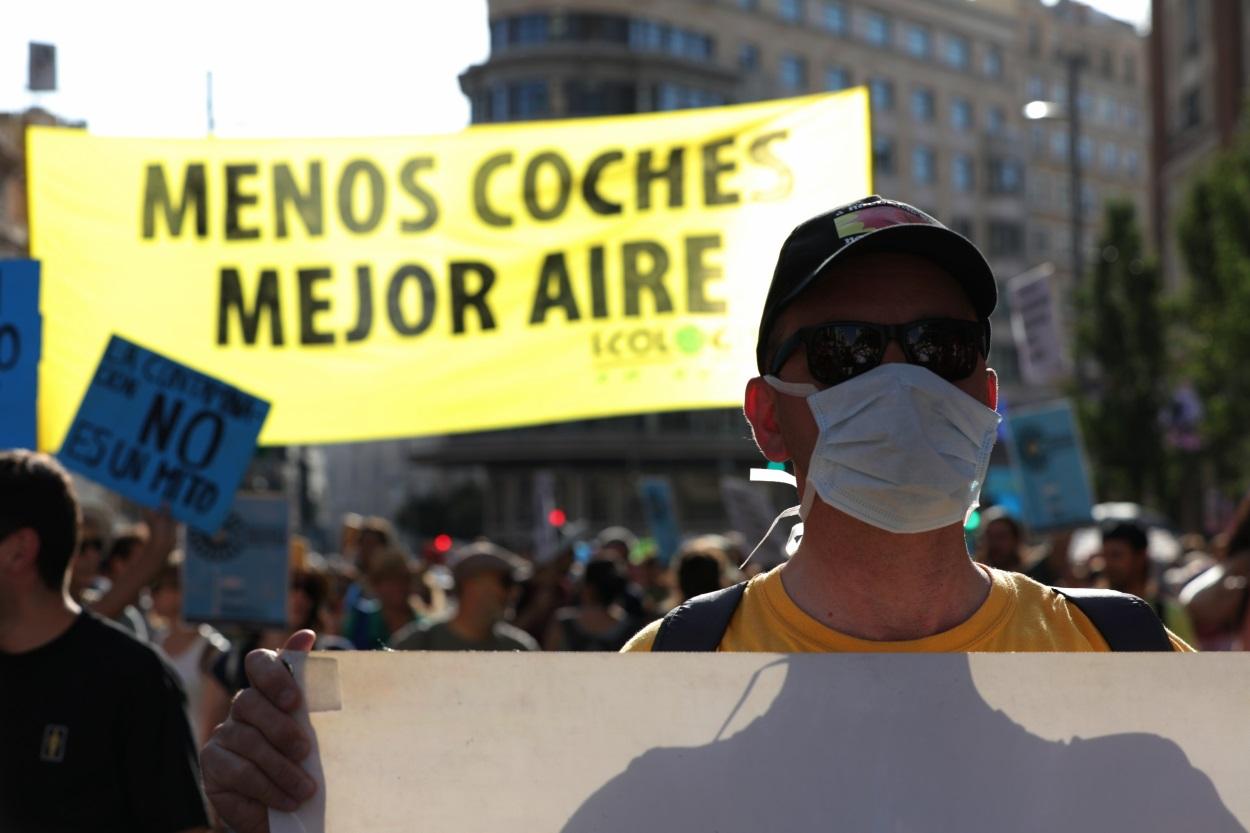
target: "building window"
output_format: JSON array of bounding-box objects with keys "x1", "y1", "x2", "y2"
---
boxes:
[
  {"x1": 780, "y1": 54, "x2": 808, "y2": 91},
  {"x1": 873, "y1": 136, "x2": 896, "y2": 176},
  {"x1": 985, "y1": 105, "x2": 1005, "y2": 135},
  {"x1": 983, "y1": 45, "x2": 1003, "y2": 79},
  {"x1": 988, "y1": 221, "x2": 1025, "y2": 257},
  {"x1": 565, "y1": 80, "x2": 638, "y2": 116},
  {"x1": 869, "y1": 77, "x2": 895, "y2": 111},
  {"x1": 654, "y1": 83, "x2": 726, "y2": 111},
  {"x1": 739, "y1": 42, "x2": 760, "y2": 70},
  {"x1": 1100, "y1": 48, "x2": 1114, "y2": 78},
  {"x1": 626, "y1": 19, "x2": 715, "y2": 61},
  {"x1": 1027, "y1": 23, "x2": 1041, "y2": 57},
  {"x1": 950, "y1": 217, "x2": 974, "y2": 241},
  {"x1": 943, "y1": 34, "x2": 970, "y2": 70},
  {"x1": 1026, "y1": 75, "x2": 1045, "y2": 100},
  {"x1": 1100, "y1": 96, "x2": 1117, "y2": 125},
  {"x1": 779, "y1": 0, "x2": 805, "y2": 23},
  {"x1": 1030, "y1": 124, "x2": 1046, "y2": 153},
  {"x1": 1050, "y1": 129, "x2": 1068, "y2": 161},
  {"x1": 488, "y1": 80, "x2": 549, "y2": 121},
  {"x1": 1081, "y1": 183, "x2": 1098, "y2": 212},
  {"x1": 1123, "y1": 54, "x2": 1137, "y2": 84},
  {"x1": 738, "y1": 0, "x2": 760, "y2": 10},
  {"x1": 1182, "y1": 86, "x2": 1202, "y2": 129},
  {"x1": 1124, "y1": 149, "x2": 1140, "y2": 177},
  {"x1": 864, "y1": 11, "x2": 892, "y2": 46},
  {"x1": 1124, "y1": 104, "x2": 1140, "y2": 129},
  {"x1": 515, "y1": 14, "x2": 551, "y2": 44},
  {"x1": 951, "y1": 97, "x2": 974, "y2": 132},
  {"x1": 821, "y1": 1, "x2": 847, "y2": 34},
  {"x1": 911, "y1": 87, "x2": 936, "y2": 122},
  {"x1": 953, "y1": 154, "x2": 975, "y2": 193},
  {"x1": 1079, "y1": 136, "x2": 1094, "y2": 165},
  {"x1": 823, "y1": 65, "x2": 852, "y2": 91},
  {"x1": 1183, "y1": 0, "x2": 1200, "y2": 56},
  {"x1": 989, "y1": 157, "x2": 1024, "y2": 194},
  {"x1": 912, "y1": 145, "x2": 937, "y2": 185},
  {"x1": 1101, "y1": 142, "x2": 1119, "y2": 173},
  {"x1": 905, "y1": 24, "x2": 932, "y2": 58},
  {"x1": 1032, "y1": 228, "x2": 1050, "y2": 256}
]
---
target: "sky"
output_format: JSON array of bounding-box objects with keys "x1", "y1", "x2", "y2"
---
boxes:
[{"x1": 0, "y1": 0, "x2": 1149, "y2": 137}]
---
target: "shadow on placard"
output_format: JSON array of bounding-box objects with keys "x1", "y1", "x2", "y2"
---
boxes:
[{"x1": 562, "y1": 654, "x2": 1244, "y2": 833}]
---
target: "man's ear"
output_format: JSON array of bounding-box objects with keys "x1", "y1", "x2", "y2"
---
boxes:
[
  {"x1": 986, "y1": 367, "x2": 999, "y2": 412},
  {"x1": 0, "y1": 528, "x2": 39, "y2": 577},
  {"x1": 744, "y1": 377, "x2": 791, "y2": 463}
]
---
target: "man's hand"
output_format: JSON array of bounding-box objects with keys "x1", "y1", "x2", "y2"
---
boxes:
[{"x1": 201, "y1": 631, "x2": 319, "y2": 833}]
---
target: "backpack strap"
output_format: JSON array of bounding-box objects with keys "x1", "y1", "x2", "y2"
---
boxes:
[
  {"x1": 1053, "y1": 587, "x2": 1175, "y2": 652},
  {"x1": 652, "y1": 582, "x2": 748, "y2": 652}
]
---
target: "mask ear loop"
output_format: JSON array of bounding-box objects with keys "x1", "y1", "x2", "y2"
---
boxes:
[{"x1": 738, "y1": 468, "x2": 805, "y2": 570}]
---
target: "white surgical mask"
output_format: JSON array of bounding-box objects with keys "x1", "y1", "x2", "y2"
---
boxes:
[{"x1": 762, "y1": 362, "x2": 1001, "y2": 535}]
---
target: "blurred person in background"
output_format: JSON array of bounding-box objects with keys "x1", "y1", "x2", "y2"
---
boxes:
[
  {"x1": 72, "y1": 505, "x2": 178, "y2": 641},
  {"x1": 148, "y1": 551, "x2": 230, "y2": 746},
  {"x1": 1098, "y1": 522, "x2": 1198, "y2": 647},
  {"x1": 341, "y1": 515, "x2": 396, "y2": 648},
  {"x1": 633, "y1": 554, "x2": 672, "y2": 619},
  {"x1": 391, "y1": 541, "x2": 537, "y2": 651},
  {"x1": 592, "y1": 526, "x2": 648, "y2": 622},
  {"x1": 545, "y1": 557, "x2": 635, "y2": 652},
  {"x1": 341, "y1": 548, "x2": 423, "y2": 649},
  {"x1": 102, "y1": 525, "x2": 144, "y2": 584},
  {"x1": 673, "y1": 537, "x2": 732, "y2": 605},
  {"x1": 67, "y1": 504, "x2": 109, "y2": 606},
  {"x1": 1181, "y1": 494, "x2": 1250, "y2": 650},
  {"x1": 338, "y1": 512, "x2": 363, "y2": 564},
  {"x1": 85, "y1": 518, "x2": 152, "y2": 640},
  {"x1": 975, "y1": 508, "x2": 1025, "y2": 573},
  {"x1": 0, "y1": 451, "x2": 209, "y2": 833},
  {"x1": 513, "y1": 547, "x2": 575, "y2": 644}
]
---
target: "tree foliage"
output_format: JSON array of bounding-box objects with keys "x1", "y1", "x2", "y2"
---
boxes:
[
  {"x1": 1177, "y1": 132, "x2": 1250, "y2": 493},
  {"x1": 1075, "y1": 199, "x2": 1168, "y2": 503}
]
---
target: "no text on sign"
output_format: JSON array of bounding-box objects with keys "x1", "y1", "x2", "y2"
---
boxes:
[{"x1": 57, "y1": 335, "x2": 270, "y2": 532}]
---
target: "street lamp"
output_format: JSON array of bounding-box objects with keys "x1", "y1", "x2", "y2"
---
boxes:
[{"x1": 1023, "y1": 52, "x2": 1087, "y2": 296}]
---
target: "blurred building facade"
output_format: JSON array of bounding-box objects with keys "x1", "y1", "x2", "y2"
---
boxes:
[
  {"x1": 1150, "y1": 0, "x2": 1249, "y2": 291},
  {"x1": 392, "y1": 0, "x2": 1150, "y2": 543}
]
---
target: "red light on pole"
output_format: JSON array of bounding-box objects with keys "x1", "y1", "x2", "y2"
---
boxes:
[
  {"x1": 433, "y1": 534, "x2": 452, "y2": 553},
  {"x1": 547, "y1": 508, "x2": 567, "y2": 527}
]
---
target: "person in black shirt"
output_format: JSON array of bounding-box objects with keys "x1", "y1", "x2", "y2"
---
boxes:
[{"x1": 0, "y1": 450, "x2": 210, "y2": 833}]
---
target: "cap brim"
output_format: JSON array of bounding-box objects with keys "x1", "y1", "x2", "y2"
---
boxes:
[{"x1": 757, "y1": 224, "x2": 997, "y2": 370}]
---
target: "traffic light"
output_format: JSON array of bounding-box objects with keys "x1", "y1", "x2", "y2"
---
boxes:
[
  {"x1": 547, "y1": 508, "x2": 567, "y2": 527},
  {"x1": 433, "y1": 533, "x2": 452, "y2": 553}
]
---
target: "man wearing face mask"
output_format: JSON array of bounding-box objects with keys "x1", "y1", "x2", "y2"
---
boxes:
[
  {"x1": 626, "y1": 196, "x2": 1190, "y2": 653},
  {"x1": 199, "y1": 197, "x2": 1191, "y2": 833}
]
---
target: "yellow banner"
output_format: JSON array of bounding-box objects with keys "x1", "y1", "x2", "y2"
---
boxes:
[{"x1": 28, "y1": 91, "x2": 871, "y2": 448}]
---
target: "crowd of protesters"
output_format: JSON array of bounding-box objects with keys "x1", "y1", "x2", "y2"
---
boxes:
[{"x1": 60, "y1": 478, "x2": 1250, "y2": 728}]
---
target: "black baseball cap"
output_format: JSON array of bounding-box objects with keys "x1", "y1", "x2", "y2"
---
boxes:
[{"x1": 755, "y1": 195, "x2": 998, "y2": 373}]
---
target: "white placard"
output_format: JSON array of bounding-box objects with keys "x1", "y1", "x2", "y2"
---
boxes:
[{"x1": 272, "y1": 653, "x2": 1250, "y2": 833}]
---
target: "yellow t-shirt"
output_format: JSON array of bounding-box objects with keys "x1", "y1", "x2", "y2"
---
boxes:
[{"x1": 624, "y1": 565, "x2": 1194, "y2": 652}]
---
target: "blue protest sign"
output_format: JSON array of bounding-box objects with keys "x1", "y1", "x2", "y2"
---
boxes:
[
  {"x1": 183, "y1": 494, "x2": 289, "y2": 627},
  {"x1": 1005, "y1": 401, "x2": 1095, "y2": 531},
  {"x1": 0, "y1": 260, "x2": 41, "y2": 450},
  {"x1": 58, "y1": 335, "x2": 270, "y2": 533},
  {"x1": 639, "y1": 476, "x2": 682, "y2": 565}
]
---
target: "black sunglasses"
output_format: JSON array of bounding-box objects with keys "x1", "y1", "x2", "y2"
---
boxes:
[{"x1": 768, "y1": 318, "x2": 985, "y2": 387}]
